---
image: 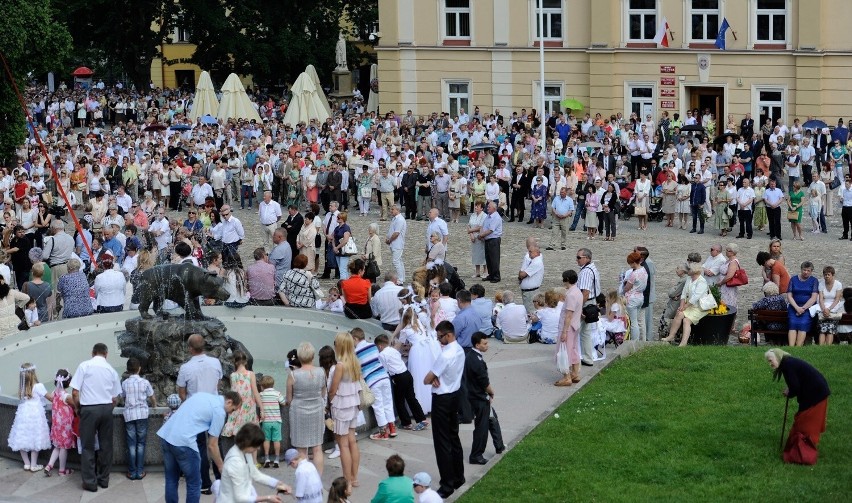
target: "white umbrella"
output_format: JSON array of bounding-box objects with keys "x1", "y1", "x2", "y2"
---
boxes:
[
  {"x1": 283, "y1": 72, "x2": 331, "y2": 125},
  {"x1": 304, "y1": 65, "x2": 332, "y2": 118},
  {"x1": 366, "y1": 63, "x2": 378, "y2": 114},
  {"x1": 189, "y1": 71, "x2": 219, "y2": 122},
  {"x1": 216, "y1": 73, "x2": 262, "y2": 122}
]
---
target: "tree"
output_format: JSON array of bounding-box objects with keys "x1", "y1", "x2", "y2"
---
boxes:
[
  {"x1": 53, "y1": 0, "x2": 176, "y2": 90},
  {"x1": 0, "y1": 0, "x2": 71, "y2": 164}
]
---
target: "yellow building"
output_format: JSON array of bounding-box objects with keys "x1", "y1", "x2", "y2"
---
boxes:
[
  {"x1": 376, "y1": 0, "x2": 852, "y2": 125},
  {"x1": 150, "y1": 25, "x2": 202, "y2": 90}
]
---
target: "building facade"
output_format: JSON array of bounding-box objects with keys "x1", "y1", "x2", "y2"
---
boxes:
[{"x1": 376, "y1": 0, "x2": 852, "y2": 126}]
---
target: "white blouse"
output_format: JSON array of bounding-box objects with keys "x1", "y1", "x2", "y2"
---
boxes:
[{"x1": 94, "y1": 269, "x2": 127, "y2": 308}]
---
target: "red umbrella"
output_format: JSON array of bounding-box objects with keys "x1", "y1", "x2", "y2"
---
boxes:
[
  {"x1": 72, "y1": 66, "x2": 94, "y2": 77},
  {"x1": 143, "y1": 123, "x2": 167, "y2": 131}
]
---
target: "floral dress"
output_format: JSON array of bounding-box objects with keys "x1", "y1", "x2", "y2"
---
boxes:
[
  {"x1": 50, "y1": 389, "x2": 76, "y2": 449},
  {"x1": 531, "y1": 183, "x2": 548, "y2": 220},
  {"x1": 221, "y1": 371, "x2": 258, "y2": 437},
  {"x1": 286, "y1": 167, "x2": 302, "y2": 208}
]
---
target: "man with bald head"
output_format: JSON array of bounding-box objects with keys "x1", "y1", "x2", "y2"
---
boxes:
[
  {"x1": 177, "y1": 333, "x2": 223, "y2": 495},
  {"x1": 518, "y1": 237, "x2": 544, "y2": 313}
]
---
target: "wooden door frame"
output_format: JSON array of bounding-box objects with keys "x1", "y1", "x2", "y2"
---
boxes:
[{"x1": 679, "y1": 83, "x2": 728, "y2": 129}]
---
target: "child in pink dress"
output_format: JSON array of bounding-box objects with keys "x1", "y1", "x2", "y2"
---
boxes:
[{"x1": 45, "y1": 369, "x2": 75, "y2": 476}]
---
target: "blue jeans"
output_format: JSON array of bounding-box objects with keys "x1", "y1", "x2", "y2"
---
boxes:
[
  {"x1": 569, "y1": 205, "x2": 586, "y2": 231},
  {"x1": 162, "y1": 440, "x2": 201, "y2": 503},
  {"x1": 337, "y1": 255, "x2": 351, "y2": 279},
  {"x1": 125, "y1": 418, "x2": 148, "y2": 478},
  {"x1": 240, "y1": 184, "x2": 253, "y2": 209}
]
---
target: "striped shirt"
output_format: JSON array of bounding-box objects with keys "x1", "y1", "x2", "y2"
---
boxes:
[
  {"x1": 578, "y1": 263, "x2": 601, "y2": 305},
  {"x1": 260, "y1": 388, "x2": 286, "y2": 423},
  {"x1": 355, "y1": 340, "x2": 389, "y2": 388},
  {"x1": 122, "y1": 374, "x2": 154, "y2": 422}
]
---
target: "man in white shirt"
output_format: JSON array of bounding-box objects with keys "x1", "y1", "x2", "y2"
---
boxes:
[
  {"x1": 371, "y1": 273, "x2": 404, "y2": 331},
  {"x1": 148, "y1": 208, "x2": 172, "y2": 251},
  {"x1": 257, "y1": 190, "x2": 282, "y2": 248},
  {"x1": 799, "y1": 137, "x2": 816, "y2": 186},
  {"x1": 115, "y1": 185, "x2": 132, "y2": 213},
  {"x1": 735, "y1": 177, "x2": 756, "y2": 239},
  {"x1": 763, "y1": 177, "x2": 785, "y2": 240},
  {"x1": 702, "y1": 244, "x2": 727, "y2": 285},
  {"x1": 191, "y1": 176, "x2": 214, "y2": 208},
  {"x1": 214, "y1": 205, "x2": 245, "y2": 263},
  {"x1": 495, "y1": 290, "x2": 529, "y2": 343},
  {"x1": 69, "y1": 342, "x2": 122, "y2": 492},
  {"x1": 320, "y1": 201, "x2": 340, "y2": 279},
  {"x1": 517, "y1": 237, "x2": 545, "y2": 313},
  {"x1": 426, "y1": 208, "x2": 449, "y2": 253},
  {"x1": 385, "y1": 204, "x2": 407, "y2": 281}
]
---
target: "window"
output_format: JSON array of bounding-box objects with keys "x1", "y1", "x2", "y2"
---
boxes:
[
  {"x1": 627, "y1": 0, "x2": 657, "y2": 41},
  {"x1": 534, "y1": 82, "x2": 563, "y2": 115},
  {"x1": 534, "y1": 0, "x2": 563, "y2": 40},
  {"x1": 174, "y1": 25, "x2": 190, "y2": 43},
  {"x1": 627, "y1": 85, "x2": 654, "y2": 119},
  {"x1": 756, "y1": 0, "x2": 786, "y2": 43},
  {"x1": 446, "y1": 82, "x2": 470, "y2": 118},
  {"x1": 444, "y1": 0, "x2": 470, "y2": 39},
  {"x1": 690, "y1": 0, "x2": 720, "y2": 42},
  {"x1": 755, "y1": 88, "x2": 785, "y2": 129}
]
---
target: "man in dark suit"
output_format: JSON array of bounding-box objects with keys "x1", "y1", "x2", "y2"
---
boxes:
[
  {"x1": 509, "y1": 165, "x2": 530, "y2": 222},
  {"x1": 281, "y1": 205, "x2": 303, "y2": 257},
  {"x1": 326, "y1": 164, "x2": 343, "y2": 207},
  {"x1": 814, "y1": 129, "x2": 830, "y2": 165},
  {"x1": 750, "y1": 133, "x2": 764, "y2": 158},
  {"x1": 465, "y1": 332, "x2": 504, "y2": 465},
  {"x1": 597, "y1": 147, "x2": 618, "y2": 175},
  {"x1": 740, "y1": 113, "x2": 754, "y2": 141}
]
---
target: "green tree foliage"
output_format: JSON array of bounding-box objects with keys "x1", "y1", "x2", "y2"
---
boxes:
[{"x1": 0, "y1": 0, "x2": 71, "y2": 164}]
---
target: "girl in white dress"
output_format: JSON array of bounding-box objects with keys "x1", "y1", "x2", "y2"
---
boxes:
[
  {"x1": 398, "y1": 308, "x2": 440, "y2": 415},
  {"x1": 7, "y1": 363, "x2": 52, "y2": 472}
]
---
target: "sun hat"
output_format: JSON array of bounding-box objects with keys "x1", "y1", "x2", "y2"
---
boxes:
[{"x1": 412, "y1": 472, "x2": 432, "y2": 487}]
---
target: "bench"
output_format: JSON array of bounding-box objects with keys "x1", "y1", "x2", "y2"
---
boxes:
[{"x1": 749, "y1": 309, "x2": 852, "y2": 345}]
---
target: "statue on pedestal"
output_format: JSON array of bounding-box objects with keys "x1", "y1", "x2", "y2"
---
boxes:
[{"x1": 335, "y1": 32, "x2": 348, "y2": 71}]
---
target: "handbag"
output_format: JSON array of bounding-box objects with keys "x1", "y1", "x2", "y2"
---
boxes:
[
  {"x1": 698, "y1": 292, "x2": 718, "y2": 311},
  {"x1": 364, "y1": 253, "x2": 380, "y2": 280},
  {"x1": 634, "y1": 206, "x2": 647, "y2": 216},
  {"x1": 359, "y1": 186, "x2": 372, "y2": 198},
  {"x1": 787, "y1": 209, "x2": 799, "y2": 221},
  {"x1": 829, "y1": 176, "x2": 841, "y2": 190},
  {"x1": 359, "y1": 378, "x2": 375, "y2": 410},
  {"x1": 341, "y1": 236, "x2": 358, "y2": 256},
  {"x1": 727, "y1": 260, "x2": 749, "y2": 287}
]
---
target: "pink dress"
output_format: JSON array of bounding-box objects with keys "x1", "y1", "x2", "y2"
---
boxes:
[
  {"x1": 50, "y1": 389, "x2": 75, "y2": 449},
  {"x1": 221, "y1": 371, "x2": 259, "y2": 437},
  {"x1": 557, "y1": 285, "x2": 584, "y2": 365}
]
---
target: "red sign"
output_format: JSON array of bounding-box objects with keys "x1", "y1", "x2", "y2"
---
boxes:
[
  {"x1": 660, "y1": 100, "x2": 676, "y2": 109},
  {"x1": 660, "y1": 88, "x2": 676, "y2": 97},
  {"x1": 660, "y1": 65, "x2": 676, "y2": 74},
  {"x1": 660, "y1": 77, "x2": 676, "y2": 86}
]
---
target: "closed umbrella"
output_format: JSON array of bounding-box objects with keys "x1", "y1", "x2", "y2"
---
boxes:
[
  {"x1": 217, "y1": 73, "x2": 262, "y2": 122},
  {"x1": 189, "y1": 71, "x2": 220, "y2": 122},
  {"x1": 304, "y1": 65, "x2": 332, "y2": 118},
  {"x1": 283, "y1": 72, "x2": 331, "y2": 125},
  {"x1": 366, "y1": 63, "x2": 378, "y2": 114}
]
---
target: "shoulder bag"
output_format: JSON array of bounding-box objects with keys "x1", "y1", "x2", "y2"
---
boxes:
[
  {"x1": 364, "y1": 253, "x2": 380, "y2": 280},
  {"x1": 829, "y1": 176, "x2": 841, "y2": 190},
  {"x1": 698, "y1": 291, "x2": 718, "y2": 311},
  {"x1": 726, "y1": 259, "x2": 749, "y2": 287},
  {"x1": 359, "y1": 378, "x2": 375, "y2": 410},
  {"x1": 341, "y1": 235, "x2": 358, "y2": 256}
]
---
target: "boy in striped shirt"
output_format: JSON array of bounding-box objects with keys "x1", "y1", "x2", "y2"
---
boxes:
[
  {"x1": 259, "y1": 375, "x2": 286, "y2": 468},
  {"x1": 351, "y1": 327, "x2": 396, "y2": 440}
]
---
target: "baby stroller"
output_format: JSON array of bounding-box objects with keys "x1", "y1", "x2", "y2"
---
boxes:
[
  {"x1": 619, "y1": 180, "x2": 636, "y2": 220},
  {"x1": 648, "y1": 195, "x2": 664, "y2": 222}
]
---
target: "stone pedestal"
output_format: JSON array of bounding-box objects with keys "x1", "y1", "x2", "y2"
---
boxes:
[
  {"x1": 118, "y1": 316, "x2": 252, "y2": 401},
  {"x1": 330, "y1": 69, "x2": 354, "y2": 105}
]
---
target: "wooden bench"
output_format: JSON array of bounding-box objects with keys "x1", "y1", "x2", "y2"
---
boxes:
[{"x1": 749, "y1": 309, "x2": 852, "y2": 345}]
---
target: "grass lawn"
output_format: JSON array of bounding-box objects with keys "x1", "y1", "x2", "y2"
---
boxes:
[{"x1": 459, "y1": 346, "x2": 852, "y2": 503}]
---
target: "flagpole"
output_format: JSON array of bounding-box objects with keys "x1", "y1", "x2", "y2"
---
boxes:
[{"x1": 538, "y1": 1, "x2": 546, "y2": 146}]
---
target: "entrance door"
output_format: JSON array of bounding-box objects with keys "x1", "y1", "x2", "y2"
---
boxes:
[
  {"x1": 175, "y1": 70, "x2": 196, "y2": 91},
  {"x1": 688, "y1": 86, "x2": 724, "y2": 132}
]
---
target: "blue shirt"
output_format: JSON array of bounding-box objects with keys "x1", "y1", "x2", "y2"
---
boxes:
[
  {"x1": 482, "y1": 211, "x2": 503, "y2": 239},
  {"x1": 452, "y1": 305, "x2": 480, "y2": 348},
  {"x1": 102, "y1": 236, "x2": 124, "y2": 264},
  {"x1": 356, "y1": 341, "x2": 389, "y2": 388},
  {"x1": 556, "y1": 122, "x2": 572, "y2": 142},
  {"x1": 551, "y1": 194, "x2": 575, "y2": 216},
  {"x1": 157, "y1": 393, "x2": 226, "y2": 450},
  {"x1": 470, "y1": 297, "x2": 495, "y2": 336}
]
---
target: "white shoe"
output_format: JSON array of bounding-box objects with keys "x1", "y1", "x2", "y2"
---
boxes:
[
  {"x1": 328, "y1": 448, "x2": 340, "y2": 459},
  {"x1": 324, "y1": 447, "x2": 335, "y2": 454},
  {"x1": 30, "y1": 465, "x2": 43, "y2": 472}
]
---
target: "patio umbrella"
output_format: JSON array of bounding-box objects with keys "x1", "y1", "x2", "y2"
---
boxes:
[
  {"x1": 560, "y1": 98, "x2": 584, "y2": 111},
  {"x1": 143, "y1": 123, "x2": 167, "y2": 131},
  {"x1": 802, "y1": 119, "x2": 828, "y2": 130},
  {"x1": 469, "y1": 142, "x2": 499, "y2": 152},
  {"x1": 217, "y1": 73, "x2": 262, "y2": 122},
  {"x1": 304, "y1": 64, "x2": 332, "y2": 118},
  {"x1": 580, "y1": 141, "x2": 604, "y2": 149},
  {"x1": 713, "y1": 133, "x2": 740, "y2": 144},
  {"x1": 283, "y1": 72, "x2": 331, "y2": 125},
  {"x1": 72, "y1": 66, "x2": 94, "y2": 77},
  {"x1": 170, "y1": 124, "x2": 191, "y2": 131},
  {"x1": 366, "y1": 63, "x2": 378, "y2": 114},
  {"x1": 200, "y1": 114, "x2": 219, "y2": 125},
  {"x1": 189, "y1": 71, "x2": 220, "y2": 122}
]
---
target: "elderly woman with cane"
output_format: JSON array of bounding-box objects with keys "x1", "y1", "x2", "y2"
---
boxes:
[{"x1": 765, "y1": 348, "x2": 830, "y2": 465}]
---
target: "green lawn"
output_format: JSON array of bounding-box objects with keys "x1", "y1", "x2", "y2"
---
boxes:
[{"x1": 459, "y1": 346, "x2": 852, "y2": 503}]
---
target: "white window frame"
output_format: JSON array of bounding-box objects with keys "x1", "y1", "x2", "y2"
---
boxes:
[
  {"x1": 530, "y1": 0, "x2": 564, "y2": 41},
  {"x1": 443, "y1": 80, "x2": 471, "y2": 119},
  {"x1": 533, "y1": 81, "x2": 564, "y2": 115},
  {"x1": 622, "y1": 0, "x2": 659, "y2": 43},
  {"x1": 441, "y1": 0, "x2": 472, "y2": 40},
  {"x1": 624, "y1": 82, "x2": 656, "y2": 119},
  {"x1": 752, "y1": 85, "x2": 787, "y2": 129},
  {"x1": 749, "y1": 0, "x2": 792, "y2": 48},
  {"x1": 688, "y1": 0, "x2": 722, "y2": 43},
  {"x1": 173, "y1": 26, "x2": 190, "y2": 43}
]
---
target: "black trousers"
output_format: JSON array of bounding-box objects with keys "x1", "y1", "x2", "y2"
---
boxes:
[
  {"x1": 842, "y1": 206, "x2": 852, "y2": 237},
  {"x1": 404, "y1": 190, "x2": 417, "y2": 219},
  {"x1": 432, "y1": 390, "x2": 464, "y2": 492},
  {"x1": 80, "y1": 404, "x2": 114, "y2": 488},
  {"x1": 802, "y1": 164, "x2": 813, "y2": 187},
  {"x1": 510, "y1": 192, "x2": 525, "y2": 221},
  {"x1": 484, "y1": 237, "x2": 501, "y2": 281},
  {"x1": 390, "y1": 371, "x2": 426, "y2": 425},
  {"x1": 603, "y1": 210, "x2": 617, "y2": 237},
  {"x1": 728, "y1": 204, "x2": 738, "y2": 227},
  {"x1": 738, "y1": 209, "x2": 753, "y2": 238},
  {"x1": 767, "y1": 206, "x2": 782, "y2": 239},
  {"x1": 691, "y1": 205, "x2": 705, "y2": 231},
  {"x1": 197, "y1": 432, "x2": 213, "y2": 489},
  {"x1": 470, "y1": 398, "x2": 490, "y2": 460}
]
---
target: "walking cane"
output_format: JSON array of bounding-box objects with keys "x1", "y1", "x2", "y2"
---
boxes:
[{"x1": 779, "y1": 396, "x2": 790, "y2": 452}]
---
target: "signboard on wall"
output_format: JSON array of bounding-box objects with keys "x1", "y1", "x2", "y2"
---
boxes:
[
  {"x1": 660, "y1": 77, "x2": 676, "y2": 86},
  {"x1": 660, "y1": 65, "x2": 676, "y2": 74},
  {"x1": 660, "y1": 89, "x2": 676, "y2": 97},
  {"x1": 660, "y1": 100, "x2": 676, "y2": 109}
]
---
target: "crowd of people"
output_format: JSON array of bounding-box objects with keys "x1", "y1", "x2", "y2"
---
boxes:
[{"x1": 4, "y1": 82, "x2": 852, "y2": 499}]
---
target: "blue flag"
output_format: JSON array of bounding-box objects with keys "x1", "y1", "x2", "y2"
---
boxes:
[{"x1": 715, "y1": 18, "x2": 731, "y2": 50}]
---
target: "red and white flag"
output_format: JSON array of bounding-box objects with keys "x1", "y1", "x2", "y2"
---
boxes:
[{"x1": 654, "y1": 17, "x2": 670, "y2": 47}]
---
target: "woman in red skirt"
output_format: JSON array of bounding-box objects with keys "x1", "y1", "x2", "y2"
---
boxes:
[{"x1": 765, "y1": 348, "x2": 830, "y2": 465}]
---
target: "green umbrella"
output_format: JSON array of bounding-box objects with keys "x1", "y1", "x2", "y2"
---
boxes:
[{"x1": 560, "y1": 98, "x2": 584, "y2": 111}]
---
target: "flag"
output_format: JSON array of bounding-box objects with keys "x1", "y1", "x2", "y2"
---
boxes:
[
  {"x1": 715, "y1": 18, "x2": 731, "y2": 50},
  {"x1": 653, "y1": 17, "x2": 670, "y2": 47}
]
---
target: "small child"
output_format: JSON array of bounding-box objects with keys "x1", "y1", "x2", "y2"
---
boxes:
[
  {"x1": 24, "y1": 297, "x2": 40, "y2": 327},
  {"x1": 603, "y1": 290, "x2": 628, "y2": 346},
  {"x1": 44, "y1": 369, "x2": 75, "y2": 477},
  {"x1": 413, "y1": 471, "x2": 443, "y2": 503},
  {"x1": 374, "y1": 455, "x2": 415, "y2": 501},
  {"x1": 327, "y1": 476, "x2": 352, "y2": 503},
  {"x1": 7, "y1": 363, "x2": 52, "y2": 471},
  {"x1": 121, "y1": 357, "x2": 155, "y2": 480},
  {"x1": 316, "y1": 286, "x2": 344, "y2": 312},
  {"x1": 259, "y1": 375, "x2": 286, "y2": 468},
  {"x1": 809, "y1": 187, "x2": 822, "y2": 233},
  {"x1": 284, "y1": 448, "x2": 323, "y2": 503},
  {"x1": 375, "y1": 334, "x2": 428, "y2": 431},
  {"x1": 163, "y1": 394, "x2": 181, "y2": 422}
]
